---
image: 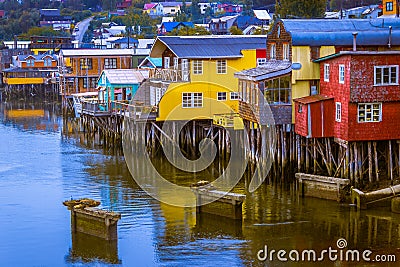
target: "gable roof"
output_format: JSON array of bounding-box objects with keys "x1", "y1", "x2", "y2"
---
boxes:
[
  {"x1": 17, "y1": 54, "x2": 57, "y2": 62},
  {"x1": 138, "y1": 56, "x2": 162, "y2": 68},
  {"x1": 161, "y1": 22, "x2": 194, "y2": 32},
  {"x1": 101, "y1": 69, "x2": 148, "y2": 85},
  {"x1": 110, "y1": 37, "x2": 139, "y2": 44},
  {"x1": 234, "y1": 60, "x2": 292, "y2": 81},
  {"x1": 151, "y1": 35, "x2": 266, "y2": 59},
  {"x1": 279, "y1": 18, "x2": 400, "y2": 46},
  {"x1": 144, "y1": 3, "x2": 157, "y2": 10}
]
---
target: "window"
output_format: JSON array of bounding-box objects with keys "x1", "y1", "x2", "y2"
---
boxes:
[
  {"x1": 283, "y1": 43, "x2": 290, "y2": 61},
  {"x1": 230, "y1": 92, "x2": 239, "y2": 100},
  {"x1": 80, "y1": 58, "x2": 92, "y2": 70},
  {"x1": 264, "y1": 75, "x2": 291, "y2": 104},
  {"x1": 104, "y1": 58, "x2": 117, "y2": 69},
  {"x1": 374, "y1": 65, "x2": 398, "y2": 85},
  {"x1": 387, "y1": 1, "x2": 393, "y2": 11},
  {"x1": 358, "y1": 103, "x2": 382, "y2": 123},
  {"x1": 217, "y1": 92, "x2": 227, "y2": 101},
  {"x1": 44, "y1": 58, "x2": 52, "y2": 67},
  {"x1": 216, "y1": 60, "x2": 227, "y2": 74},
  {"x1": 339, "y1": 65, "x2": 345, "y2": 84},
  {"x1": 164, "y1": 57, "x2": 170, "y2": 68},
  {"x1": 324, "y1": 64, "x2": 330, "y2": 82},
  {"x1": 26, "y1": 59, "x2": 34, "y2": 67},
  {"x1": 270, "y1": 43, "x2": 276, "y2": 59},
  {"x1": 335, "y1": 102, "x2": 342, "y2": 122},
  {"x1": 173, "y1": 57, "x2": 179, "y2": 69},
  {"x1": 298, "y1": 104, "x2": 303, "y2": 113},
  {"x1": 182, "y1": 92, "x2": 203, "y2": 108},
  {"x1": 83, "y1": 78, "x2": 88, "y2": 88},
  {"x1": 192, "y1": 60, "x2": 203, "y2": 75},
  {"x1": 257, "y1": 58, "x2": 266, "y2": 66}
]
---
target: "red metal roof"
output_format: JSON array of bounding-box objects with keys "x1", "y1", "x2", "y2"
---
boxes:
[{"x1": 293, "y1": 95, "x2": 333, "y2": 104}]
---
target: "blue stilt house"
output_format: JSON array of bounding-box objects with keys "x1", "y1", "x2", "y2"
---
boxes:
[{"x1": 97, "y1": 69, "x2": 148, "y2": 111}]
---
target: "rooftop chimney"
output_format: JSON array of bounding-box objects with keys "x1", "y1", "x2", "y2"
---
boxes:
[{"x1": 352, "y1": 32, "x2": 358, "y2": 52}]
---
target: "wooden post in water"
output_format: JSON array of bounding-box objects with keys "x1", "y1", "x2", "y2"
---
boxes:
[
  {"x1": 368, "y1": 142, "x2": 373, "y2": 183},
  {"x1": 389, "y1": 140, "x2": 393, "y2": 180},
  {"x1": 373, "y1": 141, "x2": 379, "y2": 181},
  {"x1": 354, "y1": 142, "x2": 359, "y2": 185},
  {"x1": 305, "y1": 138, "x2": 310, "y2": 173},
  {"x1": 296, "y1": 135, "x2": 301, "y2": 172},
  {"x1": 349, "y1": 142, "x2": 354, "y2": 183}
]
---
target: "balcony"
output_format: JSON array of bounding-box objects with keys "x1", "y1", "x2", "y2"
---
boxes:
[{"x1": 149, "y1": 68, "x2": 189, "y2": 82}]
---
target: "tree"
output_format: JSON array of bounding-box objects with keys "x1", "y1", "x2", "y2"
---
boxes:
[
  {"x1": 168, "y1": 25, "x2": 210, "y2": 36},
  {"x1": 275, "y1": 0, "x2": 326, "y2": 19},
  {"x1": 229, "y1": 26, "x2": 243, "y2": 35},
  {"x1": 190, "y1": 0, "x2": 201, "y2": 22}
]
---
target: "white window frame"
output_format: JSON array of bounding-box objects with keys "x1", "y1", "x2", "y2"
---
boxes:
[
  {"x1": 270, "y1": 43, "x2": 276, "y2": 59},
  {"x1": 339, "y1": 64, "x2": 345, "y2": 84},
  {"x1": 173, "y1": 57, "x2": 179, "y2": 69},
  {"x1": 324, "y1": 64, "x2": 330, "y2": 82},
  {"x1": 257, "y1": 58, "x2": 266, "y2": 66},
  {"x1": 44, "y1": 57, "x2": 52, "y2": 67},
  {"x1": 27, "y1": 59, "x2": 34, "y2": 67},
  {"x1": 357, "y1": 103, "x2": 382, "y2": 123},
  {"x1": 374, "y1": 65, "x2": 398, "y2": 86},
  {"x1": 216, "y1": 59, "x2": 227, "y2": 74},
  {"x1": 164, "y1": 57, "x2": 170, "y2": 68},
  {"x1": 283, "y1": 43, "x2": 290, "y2": 61},
  {"x1": 104, "y1": 58, "x2": 117, "y2": 69},
  {"x1": 387, "y1": 1, "x2": 394, "y2": 11},
  {"x1": 335, "y1": 102, "x2": 342, "y2": 122},
  {"x1": 192, "y1": 60, "x2": 203, "y2": 75},
  {"x1": 217, "y1": 92, "x2": 227, "y2": 101},
  {"x1": 230, "y1": 92, "x2": 239, "y2": 100},
  {"x1": 182, "y1": 92, "x2": 203, "y2": 108}
]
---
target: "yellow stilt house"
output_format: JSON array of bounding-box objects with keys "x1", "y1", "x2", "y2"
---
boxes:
[{"x1": 148, "y1": 36, "x2": 267, "y2": 124}]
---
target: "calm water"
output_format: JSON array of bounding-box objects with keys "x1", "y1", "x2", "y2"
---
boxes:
[{"x1": 0, "y1": 101, "x2": 400, "y2": 267}]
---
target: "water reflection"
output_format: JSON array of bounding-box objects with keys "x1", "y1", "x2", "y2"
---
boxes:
[
  {"x1": 1, "y1": 100, "x2": 400, "y2": 267},
  {"x1": 66, "y1": 231, "x2": 121, "y2": 264}
]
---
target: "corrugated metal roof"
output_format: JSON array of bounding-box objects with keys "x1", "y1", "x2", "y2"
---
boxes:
[
  {"x1": 294, "y1": 95, "x2": 333, "y2": 104},
  {"x1": 280, "y1": 18, "x2": 400, "y2": 46},
  {"x1": 102, "y1": 69, "x2": 148, "y2": 84},
  {"x1": 60, "y1": 49, "x2": 141, "y2": 57},
  {"x1": 254, "y1": 10, "x2": 271, "y2": 20},
  {"x1": 234, "y1": 60, "x2": 291, "y2": 81},
  {"x1": 154, "y1": 36, "x2": 266, "y2": 59}
]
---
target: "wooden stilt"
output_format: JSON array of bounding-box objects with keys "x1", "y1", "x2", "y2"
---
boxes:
[
  {"x1": 373, "y1": 141, "x2": 379, "y2": 181},
  {"x1": 368, "y1": 141, "x2": 373, "y2": 183},
  {"x1": 305, "y1": 138, "x2": 310, "y2": 173},
  {"x1": 389, "y1": 140, "x2": 393, "y2": 180}
]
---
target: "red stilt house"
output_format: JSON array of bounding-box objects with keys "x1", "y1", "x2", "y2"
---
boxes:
[{"x1": 294, "y1": 51, "x2": 400, "y2": 142}]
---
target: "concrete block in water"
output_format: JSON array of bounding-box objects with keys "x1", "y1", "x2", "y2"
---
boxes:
[
  {"x1": 64, "y1": 199, "x2": 121, "y2": 240},
  {"x1": 192, "y1": 187, "x2": 246, "y2": 220},
  {"x1": 296, "y1": 173, "x2": 350, "y2": 202},
  {"x1": 391, "y1": 197, "x2": 400, "y2": 213}
]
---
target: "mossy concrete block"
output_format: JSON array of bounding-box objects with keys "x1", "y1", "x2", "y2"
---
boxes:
[{"x1": 391, "y1": 197, "x2": 400, "y2": 213}]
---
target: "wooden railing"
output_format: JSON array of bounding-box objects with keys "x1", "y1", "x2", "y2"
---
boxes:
[
  {"x1": 149, "y1": 68, "x2": 189, "y2": 82},
  {"x1": 80, "y1": 99, "x2": 157, "y2": 120}
]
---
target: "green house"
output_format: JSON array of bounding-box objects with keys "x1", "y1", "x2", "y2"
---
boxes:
[{"x1": 97, "y1": 69, "x2": 148, "y2": 111}]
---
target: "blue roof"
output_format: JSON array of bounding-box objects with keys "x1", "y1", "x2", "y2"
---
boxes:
[
  {"x1": 278, "y1": 18, "x2": 400, "y2": 46},
  {"x1": 110, "y1": 37, "x2": 139, "y2": 44},
  {"x1": 161, "y1": 22, "x2": 194, "y2": 32},
  {"x1": 153, "y1": 36, "x2": 266, "y2": 58},
  {"x1": 235, "y1": 15, "x2": 263, "y2": 30},
  {"x1": 17, "y1": 54, "x2": 56, "y2": 61},
  {"x1": 148, "y1": 57, "x2": 162, "y2": 67}
]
